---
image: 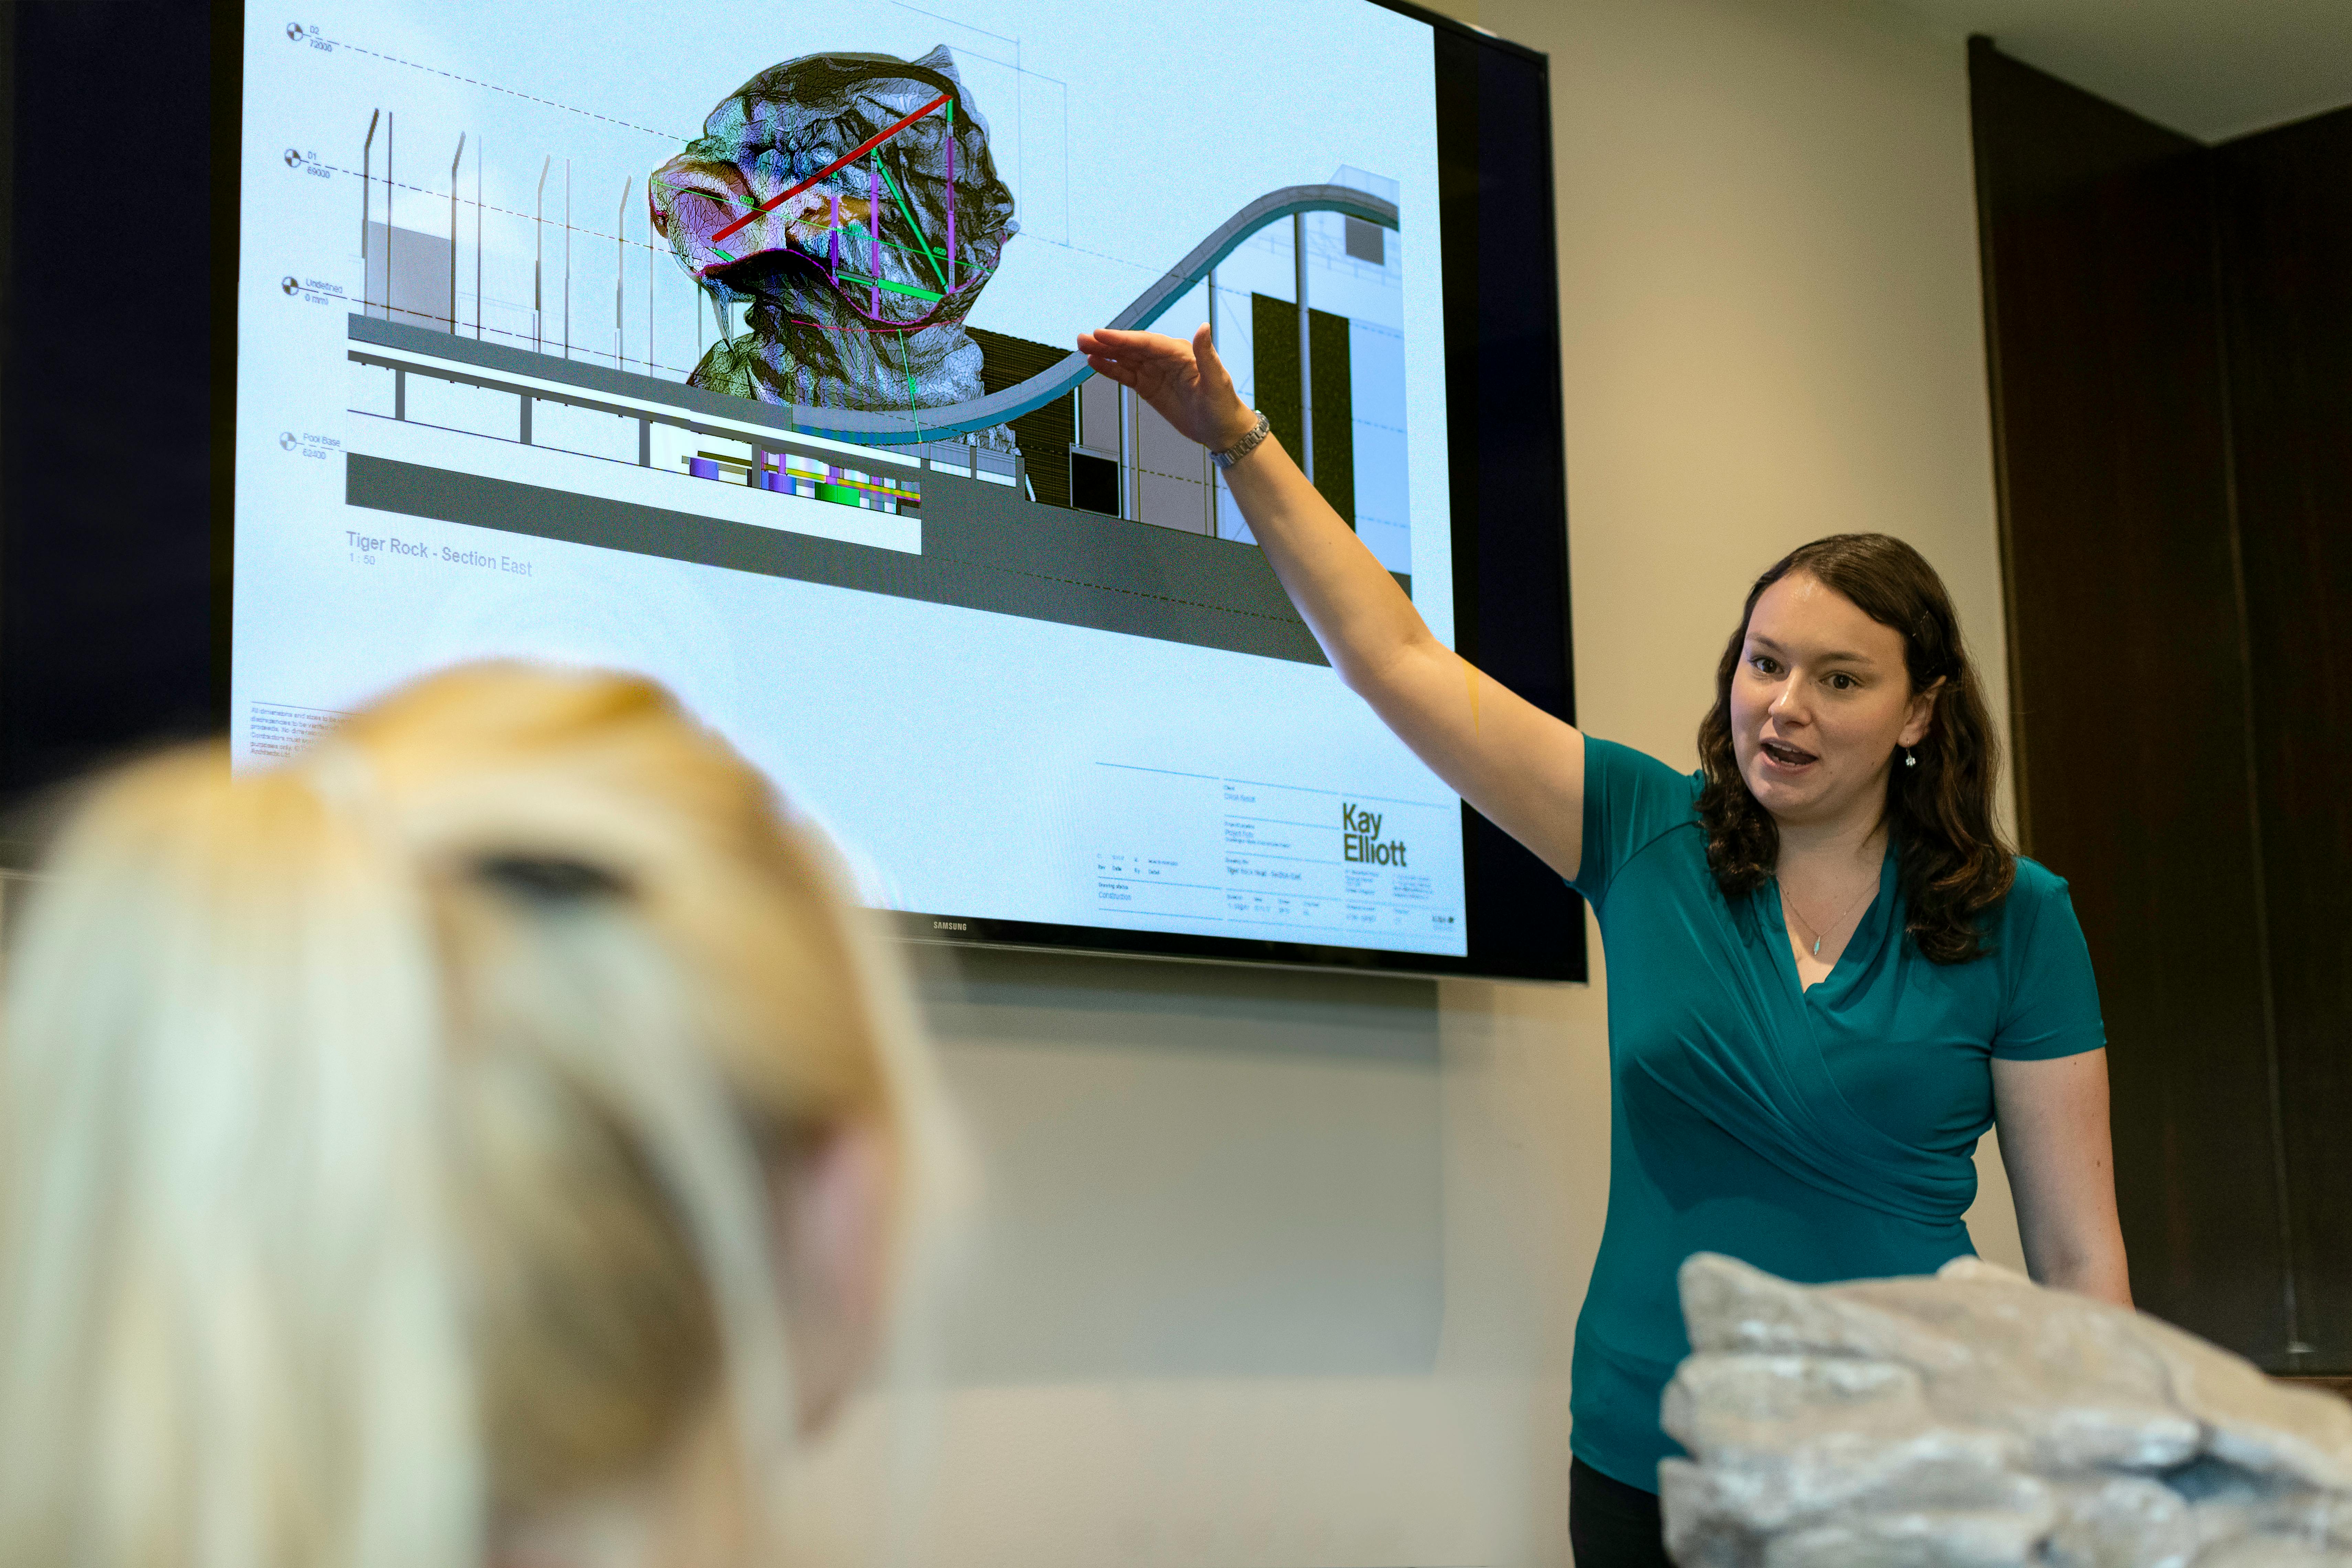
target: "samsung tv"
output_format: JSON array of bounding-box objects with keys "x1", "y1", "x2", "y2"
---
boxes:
[{"x1": 1, "y1": 0, "x2": 1580, "y2": 980}]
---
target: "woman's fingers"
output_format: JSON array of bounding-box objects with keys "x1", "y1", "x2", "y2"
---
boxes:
[
  {"x1": 1081, "y1": 330, "x2": 1193, "y2": 398},
  {"x1": 1079, "y1": 327, "x2": 1189, "y2": 376},
  {"x1": 1082, "y1": 353, "x2": 1138, "y2": 388},
  {"x1": 1080, "y1": 326, "x2": 1159, "y2": 352},
  {"x1": 1075, "y1": 327, "x2": 1147, "y2": 363},
  {"x1": 1193, "y1": 323, "x2": 1233, "y2": 395}
]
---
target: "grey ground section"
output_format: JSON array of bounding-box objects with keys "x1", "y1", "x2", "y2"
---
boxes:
[{"x1": 345, "y1": 455, "x2": 1409, "y2": 666}]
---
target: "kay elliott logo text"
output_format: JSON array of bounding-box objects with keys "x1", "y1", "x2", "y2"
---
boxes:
[{"x1": 1341, "y1": 803, "x2": 1409, "y2": 867}]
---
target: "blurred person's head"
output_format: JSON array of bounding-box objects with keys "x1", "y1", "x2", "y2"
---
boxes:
[{"x1": 0, "y1": 663, "x2": 943, "y2": 1568}]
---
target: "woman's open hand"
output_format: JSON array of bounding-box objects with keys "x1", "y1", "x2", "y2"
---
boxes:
[{"x1": 1076, "y1": 324, "x2": 1259, "y2": 453}]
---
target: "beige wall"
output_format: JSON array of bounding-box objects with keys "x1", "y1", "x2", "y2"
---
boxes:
[{"x1": 791, "y1": 2, "x2": 2015, "y2": 1564}]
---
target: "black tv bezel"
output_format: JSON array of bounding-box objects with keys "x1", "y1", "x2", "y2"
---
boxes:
[{"x1": 9, "y1": 0, "x2": 1585, "y2": 982}]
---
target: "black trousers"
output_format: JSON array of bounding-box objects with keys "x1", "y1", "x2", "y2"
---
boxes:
[{"x1": 1569, "y1": 1458, "x2": 1672, "y2": 1568}]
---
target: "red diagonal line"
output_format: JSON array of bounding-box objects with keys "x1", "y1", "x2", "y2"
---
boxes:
[{"x1": 708, "y1": 92, "x2": 950, "y2": 245}]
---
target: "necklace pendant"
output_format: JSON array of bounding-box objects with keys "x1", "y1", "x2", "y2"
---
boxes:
[{"x1": 1812, "y1": 937, "x2": 1823, "y2": 955}]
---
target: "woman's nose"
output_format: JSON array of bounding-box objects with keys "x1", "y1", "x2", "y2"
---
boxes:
[{"x1": 1769, "y1": 678, "x2": 1809, "y2": 721}]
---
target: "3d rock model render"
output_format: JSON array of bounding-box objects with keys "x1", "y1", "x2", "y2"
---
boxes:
[
  {"x1": 650, "y1": 46, "x2": 1016, "y2": 421},
  {"x1": 1665, "y1": 1253, "x2": 2352, "y2": 1568}
]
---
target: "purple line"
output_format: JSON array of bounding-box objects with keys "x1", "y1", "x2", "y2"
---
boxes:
[
  {"x1": 946, "y1": 124, "x2": 956, "y2": 290},
  {"x1": 709, "y1": 91, "x2": 948, "y2": 245},
  {"x1": 828, "y1": 190, "x2": 840, "y2": 279},
  {"x1": 869, "y1": 161, "x2": 881, "y2": 314}
]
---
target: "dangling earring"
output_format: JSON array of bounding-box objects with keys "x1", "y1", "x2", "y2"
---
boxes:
[{"x1": 1904, "y1": 747, "x2": 1917, "y2": 768}]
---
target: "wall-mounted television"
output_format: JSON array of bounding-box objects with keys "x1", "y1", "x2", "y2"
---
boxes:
[{"x1": 1, "y1": 0, "x2": 1580, "y2": 980}]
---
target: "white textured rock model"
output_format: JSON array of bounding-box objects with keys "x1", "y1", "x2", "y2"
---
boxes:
[{"x1": 1662, "y1": 1253, "x2": 2352, "y2": 1568}]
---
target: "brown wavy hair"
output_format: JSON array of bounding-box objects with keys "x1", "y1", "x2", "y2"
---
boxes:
[{"x1": 1694, "y1": 534, "x2": 2014, "y2": 963}]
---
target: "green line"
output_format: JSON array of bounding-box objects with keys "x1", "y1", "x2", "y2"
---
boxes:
[
  {"x1": 879, "y1": 158, "x2": 950, "y2": 291},
  {"x1": 832, "y1": 221, "x2": 935, "y2": 269},
  {"x1": 837, "y1": 272, "x2": 944, "y2": 302}
]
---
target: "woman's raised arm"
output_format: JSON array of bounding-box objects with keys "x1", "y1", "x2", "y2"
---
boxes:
[{"x1": 1077, "y1": 324, "x2": 1587, "y2": 881}]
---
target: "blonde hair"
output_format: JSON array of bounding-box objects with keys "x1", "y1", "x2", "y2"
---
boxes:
[{"x1": 0, "y1": 663, "x2": 934, "y2": 1568}]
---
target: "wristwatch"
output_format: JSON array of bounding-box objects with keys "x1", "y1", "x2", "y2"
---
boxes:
[{"x1": 1211, "y1": 410, "x2": 1272, "y2": 470}]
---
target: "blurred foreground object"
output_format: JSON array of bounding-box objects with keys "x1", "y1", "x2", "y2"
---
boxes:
[
  {"x1": 0, "y1": 663, "x2": 949, "y2": 1568},
  {"x1": 1665, "y1": 1254, "x2": 2352, "y2": 1568}
]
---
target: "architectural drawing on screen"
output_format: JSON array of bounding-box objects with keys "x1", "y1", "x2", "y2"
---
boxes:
[
  {"x1": 650, "y1": 48, "x2": 1017, "y2": 438},
  {"x1": 331, "y1": 23, "x2": 1407, "y2": 569}
]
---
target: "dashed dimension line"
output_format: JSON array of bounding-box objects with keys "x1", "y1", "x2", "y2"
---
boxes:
[{"x1": 311, "y1": 32, "x2": 691, "y2": 142}]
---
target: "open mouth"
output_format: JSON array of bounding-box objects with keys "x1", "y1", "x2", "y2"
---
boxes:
[{"x1": 1760, "y1": 738, "x2": 1818, "y2": 769}]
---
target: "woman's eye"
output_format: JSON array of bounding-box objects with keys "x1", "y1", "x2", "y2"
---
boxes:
[
  {"x1": 1749, "y1": 656, "x2": 1780, "y2": 676},
  {"x1": 1827, "y1": 673, "x2": 1856, "y2": 691}
]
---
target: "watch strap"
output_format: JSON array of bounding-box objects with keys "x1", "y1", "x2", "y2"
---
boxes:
[{"x1": 1211, "y1": 410, "x2": 1272, "y2": 470}]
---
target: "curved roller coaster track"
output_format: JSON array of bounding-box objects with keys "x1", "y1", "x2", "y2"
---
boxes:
[{"x1": 792, "y1": 181, "x2": 1400, "y2": 445}]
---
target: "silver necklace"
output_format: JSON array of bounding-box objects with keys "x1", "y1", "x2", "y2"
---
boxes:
[{"x1": 1781, "y1": 872, "x2": 1879, "y2": 957}]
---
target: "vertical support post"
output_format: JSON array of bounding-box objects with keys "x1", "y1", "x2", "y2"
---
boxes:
[
  {"x1": 616, "y1": 177, "x2": 631, "y2": 369},
  {"x1": 946, "y1": 98, "x2": 956, "y2": 290},
  {"x1": 448, "y1": 133, "x2": 464, "y2": 333},
  {"x1": 647, "y1": 187, "x2": 656, "y2": 370},
  {"x1": 869, "y1": 161, "x2": 882, "y2": 316},
  {"x1": 385, "y1": 114, "x2": 395, "y2": 324},
  {"x1": 639, "y1": 417, "x2": 651, "y2": 467},
  {"x1": 1120, "y1": 383, "x2": 1138, "y2": 521},
  {"x1": 394, "y1": 367, "x2": 406, "y2": 422},
  {"x1": 1205, "y1": 265, "x2": 1220, "y2": 535},
  {"x1": 1202, "y1": 443, "x2": 1217, "y2": 535},
  {"x1": 1295, "y1": 211, "x2": 1314, "y2": 486},
  {"x1": 563, "y1": 158, "x2": 572, "y2": 360},
  {"x1": 361, "y1": 110, "x2": 379, "y2": 313},
  {"x1": 475, "y1": 133, "x2": 483, "y2": 339},
  {"x1": 534, "y1": 157, "x2": 549, "y2": 355}
]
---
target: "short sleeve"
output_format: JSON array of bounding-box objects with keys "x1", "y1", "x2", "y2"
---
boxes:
[
  {"x1": 1571, "y1": 738, "x2": 1703, "y2": 910},
  {"x1": 1991, "y1": 862, "x2": 2108, "y2": 1061}
]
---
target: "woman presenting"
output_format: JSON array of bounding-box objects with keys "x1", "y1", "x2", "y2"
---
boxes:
[{"x1": 1077, "y1": 325, "x2": 2130, "y2": 1568}]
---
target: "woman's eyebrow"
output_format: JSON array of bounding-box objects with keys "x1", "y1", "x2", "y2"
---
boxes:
[{"x1": 1746, "y1": 633, "x2": 1879, "y2": 666}]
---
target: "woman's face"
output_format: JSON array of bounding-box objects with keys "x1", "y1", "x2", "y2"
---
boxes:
[{"x1": 1729, "y1": 571, "x2": 1937, "y2": 830}]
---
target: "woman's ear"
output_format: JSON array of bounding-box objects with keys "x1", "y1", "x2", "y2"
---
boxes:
[
  {"x1": 1899, "y1": 677, "x2": 1945, "y2": 749},
  {"x1": 773, "y1": 1120, "x2": 895, "y2": 1434}
]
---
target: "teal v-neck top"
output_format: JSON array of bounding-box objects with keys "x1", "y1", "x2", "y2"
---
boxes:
[{"x1": 1568, "y1": 737, "x2": 2105, "y2": 1490}]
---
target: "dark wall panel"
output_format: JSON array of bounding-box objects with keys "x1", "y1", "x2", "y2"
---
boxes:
[
  {"x1": 1970, "y1": 41, "x2": 2291, "y2": 1361},
  {"x1": 2213, "y1": 107, "x2": 2352, "y2": 1371},
  {"x1": 1, "y1": 1, "x2": 222, "y2": 809}
]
